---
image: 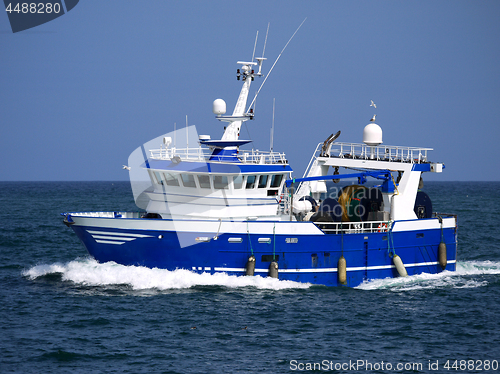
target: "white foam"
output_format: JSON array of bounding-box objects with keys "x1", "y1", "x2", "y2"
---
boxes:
[
  {"x1": 357, "y1": 260, "x2": 500, "y2": 291},
  {"x1": 456, "y1": 260, "x2": 500, "y2": 275},
  {"x1": 22, "y1": 258, "x2": 311, "y2": 291},
  {"x1": 23, "y1": 259, "x2": 499, "y2": 292}
]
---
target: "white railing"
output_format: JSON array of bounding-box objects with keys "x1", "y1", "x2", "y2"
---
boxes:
[
  {"x1": 315, "y1": 220, "x2": 393, "y2": 234},
  {"x1": 301, "y1": 143, "x2": 323, "y2": 178},
  {"x1": 238, "y1": 149, "x2": 287, "y2": 164},
  {"x1": 69, "y1": 211, "x2": 143, "y2": 219},
  {"x1": 328, "y1": 142, "x2": 432, "y2": 164},
  {"x1": 149, "y1": 146, "x2": 288, "y2": 164},
  {"x1": 149, "y1": 147, "x2": 209, "y2": 161}
]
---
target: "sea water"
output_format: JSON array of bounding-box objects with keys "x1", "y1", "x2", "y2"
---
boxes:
[{"x1": 1, "y1": 181, "x2": 499, "y2": 373}]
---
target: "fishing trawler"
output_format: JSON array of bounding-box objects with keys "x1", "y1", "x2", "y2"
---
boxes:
[{"x1": 62, "y1": 43, "x2": 457, "y2": 287}]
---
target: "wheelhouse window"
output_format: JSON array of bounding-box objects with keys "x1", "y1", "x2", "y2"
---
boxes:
[
  {"x1": 246, "y1": 175, "x2": 256, "y2": 189},
  {"x1": 258, "y1": 175, "x2": 269, "y2": 189},
  {"x1": 153, "y1": 171, "x2": 164, "y2": 185},
  {"x1": 213, "y1": 175, "x2": 229, "y2": 189},
  {"x1": 180, "y1": 174, "x2": 196, "y2": 188},
  {"x1": 270, "y1": 174, "x2": 284, "y2": 188},
  {"x1": 198, "y1": 174, "x2": 211, "y2": 189},
  {"x1": 163, "y1": 172, "x2": 180, "y2": 187},
  {"x1": 233, "y1": 174, "x2": 244, "y2": 189}
]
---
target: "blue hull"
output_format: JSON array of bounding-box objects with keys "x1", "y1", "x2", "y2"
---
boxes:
[{"x1": 70, "y1": 218, "x2": 457, "y2": 287}]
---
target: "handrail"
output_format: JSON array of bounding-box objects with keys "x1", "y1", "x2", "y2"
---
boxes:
[
  {"x1": 149, "y1": 147, "x2": 288, "y2": 164},
  {"x1": 433, "y1": 212, "x2": 457, "y2": 218},
  {"x1": 301, "y1": 143, "x2": 323, "y2": 178},
  {"x1": 238, "y1": 149, "x2": 288, "y2": 164},
  {"x1": 149, "y1": 147, "x2": 209, "y2": 161},
  {"x1": 327, "y1": 142, "x2": 432, "y2": 164},
  {"x1": 294, "y1": 143, "x2": 322, "y2": 197},
  {"x1": 314, "y1": 220, "x2": 393, "y2": 234}
]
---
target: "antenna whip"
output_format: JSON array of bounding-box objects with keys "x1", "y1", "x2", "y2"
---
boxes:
[{"x1": 247, "y1": 17, "x2": 306, "y2": 112}]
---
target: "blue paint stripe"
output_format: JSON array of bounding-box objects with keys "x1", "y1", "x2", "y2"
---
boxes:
[
  {"x1": 412, "y1": 163, "x2": 431, "y2": 172},
  {"x1": 145, "y1": 159, "x2": 292, "y2": 173}
]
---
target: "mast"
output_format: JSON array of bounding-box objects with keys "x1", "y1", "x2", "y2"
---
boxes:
[{"x1": 219, "y1": 58, "x2": 265, "y2": 142}]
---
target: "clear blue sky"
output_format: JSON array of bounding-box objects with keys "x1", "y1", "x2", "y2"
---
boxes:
[{"x1": 1, "y1": 1, "x2": 499, "y2": 181}]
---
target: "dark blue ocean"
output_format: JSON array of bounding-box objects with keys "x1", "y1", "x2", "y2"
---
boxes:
[{"x1": 1, "y1": 181, "x2": 499, "y2": 374}]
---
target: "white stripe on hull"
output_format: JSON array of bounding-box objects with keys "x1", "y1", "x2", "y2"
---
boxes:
[
  {"x1": 88, "y1": 230, "x2": 154, "y2": 238},
  {"x1": 209, "y1": 260, "x2": 456, "y2": 274},
  {"x1": 92, "y1": 235, "x2": 136, "y2": 241},
  {"x1": 88, "y1": 230, "x2": 155, "y2": 245},
  {"x1": 95, "y1": 239, "x2": 126, "y2": 245}
]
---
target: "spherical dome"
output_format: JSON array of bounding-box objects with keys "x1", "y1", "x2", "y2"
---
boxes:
[
  {"x1": 212, "y1": 99, "x2": 226, "y2": 115},
  {"x1": 363, "y1": 123, "x2": 383, "y2": 146}
]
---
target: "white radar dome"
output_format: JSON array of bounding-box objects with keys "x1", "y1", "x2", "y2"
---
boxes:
[
  {"x1": 213, "y1": 99, "x2": 226, "y2": 115},
  {"x1": 363, "y1": 123, "x2": 383, "y2": 146}
]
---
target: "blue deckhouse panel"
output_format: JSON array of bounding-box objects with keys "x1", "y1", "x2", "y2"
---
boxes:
[{"x1": 144, "y1": 159, "x2": 292, "y2": 174}]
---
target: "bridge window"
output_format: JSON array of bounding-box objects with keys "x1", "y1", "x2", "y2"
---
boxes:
[
  {"x1": 153, "y1": 171, "x2": 164, "y2": 185},
  {"x1": 180, "y1": 174, "x2": 196, "y2": 188},
  {"x1": 233, "y1": 174, "x2": 244, "y2": 189},
  {"x1": 246, "y1": 175, "x2": 256, "y2": 189},
  {"x1": 270, "y1": 174, "x2": 283, "y2": 188},
  {"x1": 198, "y1": 175, "x2": 211, "y2": 189},
  {"x1": 214, "y1": 175, "x2": 229, "y2": 189},
  {"x1": 258, "y1": 175, "x2": 269, "y2": 188},
  {"x1": 163, "y1": 172, "x2": 180, "y2": 187}
]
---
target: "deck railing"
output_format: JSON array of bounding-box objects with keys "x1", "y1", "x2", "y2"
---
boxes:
[
  {"x1": 314, "y1": 220, "x2": 393, "y2": 234},
  {"x1": 238, "y1": 149, "x2": 287, "y2": 164},
  {"x1": 149, "y1": 147, "x2": 209, "y2": 161},
  {"x1": 67, "y1": 211, "x2": 144, "y2": 219},
  {"x1": 327, "y1": 142, "x2": 432, "y2": 164},
  {"x1": 149, "y1": 147, "x2": 287, "y2": 164}
]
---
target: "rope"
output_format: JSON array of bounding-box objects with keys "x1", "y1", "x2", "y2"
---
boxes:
[
  {"x1": 341, "y1": 226, "x2": 344, "y2": 256},
  {"x1": 438, "y1": 215, "x2": 444, "y2": 242},
  {"x1": 391, "y1": 173, "x2": 400, "y2": 195},
  {"x1": 213, "y1": 218, "x2": 222, "y2": 240},
  {"x1": 247, "y1": 220, "x2": 253, "y2": 255},
  {"x1": 387, "y1": 221, "x2": 396, "y2": 258}
]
